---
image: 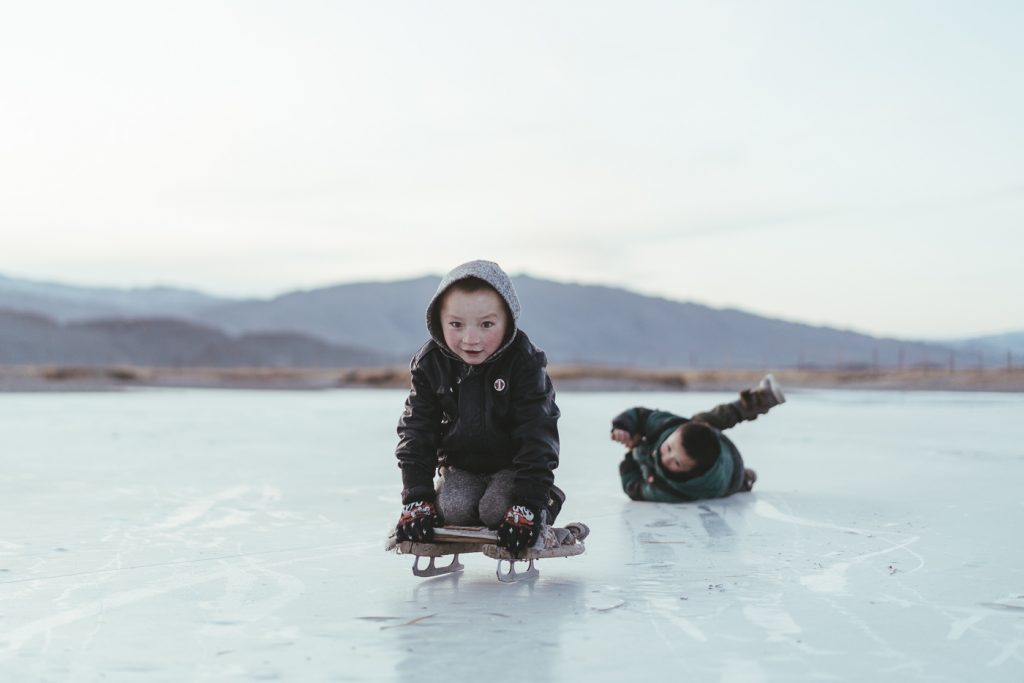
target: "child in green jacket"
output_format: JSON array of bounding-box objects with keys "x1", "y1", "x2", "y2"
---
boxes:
[{"x1": 611, "y1": 375, "x2": 785, "y2": 502}]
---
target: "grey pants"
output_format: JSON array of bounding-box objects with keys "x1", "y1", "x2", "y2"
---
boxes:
[{"x1": 436, "y1": 466, "x2": 516, "y2": 528}]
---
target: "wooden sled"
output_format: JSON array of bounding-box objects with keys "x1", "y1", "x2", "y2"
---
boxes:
[{"x1": 388, "y1": 523, "x2": 589, "y2": 583}]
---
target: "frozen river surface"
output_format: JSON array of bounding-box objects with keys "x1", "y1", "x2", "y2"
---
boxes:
[{"x1": 1, "y1": 388, "x2": 1022, "y2": 682}]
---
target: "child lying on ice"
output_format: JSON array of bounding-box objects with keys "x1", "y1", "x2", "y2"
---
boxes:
[{"x1": 611, "y1": 376, "x2": 785, "y2": 502}]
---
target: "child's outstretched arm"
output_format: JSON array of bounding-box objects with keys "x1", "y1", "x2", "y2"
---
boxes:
[
  {"x1": 611, "y1": 428, "x2": 640, "y2": 448},
  {"x1": 610, "y1": 405, "x2": 651, "y2": 444},
  {"x1": 611, "y1": 407, "x2": 686, "y2": 444}
]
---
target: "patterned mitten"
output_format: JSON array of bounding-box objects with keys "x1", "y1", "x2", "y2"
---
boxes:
[
  {"x1": 395, "y1": 500, "x2": 438, "y2": 543},
  {"x1": 497, "y1": 503, "x2": 540, "y2": 557}
]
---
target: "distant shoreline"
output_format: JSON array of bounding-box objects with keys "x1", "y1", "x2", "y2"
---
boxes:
[{"x1": 2, "y1": 365, "x2": 1022, "y2": 393}]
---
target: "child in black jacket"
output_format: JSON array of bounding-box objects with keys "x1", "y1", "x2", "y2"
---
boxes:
[{"x1": 393, "y1": 260, "x2": 562, "y2": 555}]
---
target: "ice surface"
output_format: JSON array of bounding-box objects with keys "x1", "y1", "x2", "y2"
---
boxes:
[{"x1": 1, "y1": 388, "x2": 1023, "y2": 682}]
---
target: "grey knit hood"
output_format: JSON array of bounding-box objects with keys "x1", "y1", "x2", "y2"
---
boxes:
[{"x1": 425, "y1": 260, "x2": 521, "y2": 363}]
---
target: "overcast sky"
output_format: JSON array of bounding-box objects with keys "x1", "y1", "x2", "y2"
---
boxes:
[{"x1": 1, "y1": 1, "x2": 1021, "y2": 340}]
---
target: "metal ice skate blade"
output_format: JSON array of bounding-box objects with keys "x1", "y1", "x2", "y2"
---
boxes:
[
  {"x1": 411, "y1": 553, "x2": 464, "y2": 578},
  {"x1": 494, "y1": 558, "x2": 539, "y2": 583}
]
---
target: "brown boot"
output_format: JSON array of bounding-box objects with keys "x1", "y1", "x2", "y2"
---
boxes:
[
  {"x1": 742, "y1": 468, "x2": 758, "y2": 492},
  {"x1": 737, "y1": 374, "x2": 786, "y2": 420}
]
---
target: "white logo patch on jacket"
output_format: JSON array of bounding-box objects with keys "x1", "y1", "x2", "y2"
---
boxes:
[{"x1": 493, "y1": 378, "x2": 506, "y2": 392}]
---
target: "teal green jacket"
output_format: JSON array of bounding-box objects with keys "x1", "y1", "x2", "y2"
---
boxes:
[{"x1": 613, "y1": 407, "x2": 744, "y2": 503}]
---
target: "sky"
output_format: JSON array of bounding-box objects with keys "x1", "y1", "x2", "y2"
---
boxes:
[{"x1": 1, "y1": 1, "x2": 1022, "y2": 340}]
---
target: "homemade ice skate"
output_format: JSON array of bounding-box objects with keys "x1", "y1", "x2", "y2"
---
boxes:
[{"x1": 386, "y1": 523, "x2": 589, "y2": 583}]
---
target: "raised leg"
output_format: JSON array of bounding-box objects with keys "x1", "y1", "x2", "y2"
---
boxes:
[{"x1": 691, "y1": 374, "x2": 786, "y2": 427}]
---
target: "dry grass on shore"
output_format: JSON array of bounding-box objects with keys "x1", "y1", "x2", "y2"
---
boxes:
[{"x1": 2, "y1": 364, "x2": 1023, "y2": 392}]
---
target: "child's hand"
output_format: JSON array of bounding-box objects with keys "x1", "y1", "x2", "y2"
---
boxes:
[
  {"x1": 497, "y1": 503, "x2": 540, "y2": 557},
  {"x1": 395, "y1": 500, "x2": 438, "y2": 542},
  {"x1": 611, "y1": 429, "x2": 640, "y2": 448}
]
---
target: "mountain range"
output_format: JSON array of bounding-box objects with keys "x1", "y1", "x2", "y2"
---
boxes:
[{"x1": 0, "y1": 272, "x2": 1019, "y2": 369}]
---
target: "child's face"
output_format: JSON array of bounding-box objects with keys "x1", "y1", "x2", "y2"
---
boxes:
[
  {"x1": 659, "y1": 427, "x2": 697, "y2": 474},
  {"x1": 439, "y1": 287, "x2": 509, "y2": 365}
]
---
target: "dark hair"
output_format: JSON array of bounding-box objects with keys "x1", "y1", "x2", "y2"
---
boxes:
[
  {"x1": 680, "y1": 421, "x2": 721, "y2": 473},
  {"x1": 445, "y1": 276, "x2": 495, "y2": 295}
]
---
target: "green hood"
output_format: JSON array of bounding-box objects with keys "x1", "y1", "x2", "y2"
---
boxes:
[{"x1": 645, "y1": 431, "x2": 736, "y2": 501}]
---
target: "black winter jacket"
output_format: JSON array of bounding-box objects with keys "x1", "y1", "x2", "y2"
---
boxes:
[{"x1": 396, "y1": 330, "x2": 560, "y2": 511}]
